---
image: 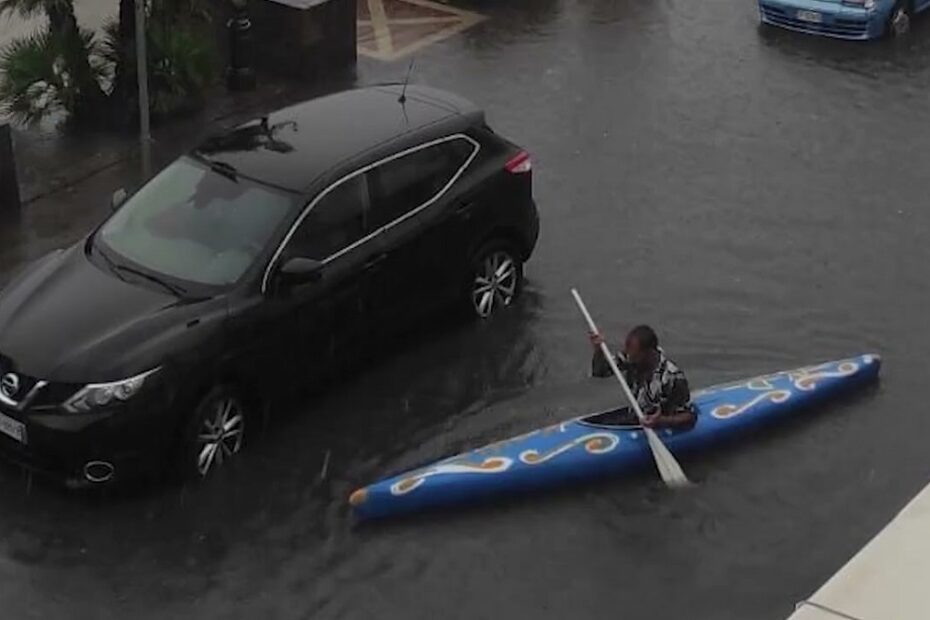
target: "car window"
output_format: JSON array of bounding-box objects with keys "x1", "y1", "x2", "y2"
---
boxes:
[
  {"x1": 97, "y1": 157, "x2": 297, "y2": 287},
  {"x1": 368, "y1": 138, "x2": 475, "y2": 230},
  {"x1": 286, "y1": 175, "x2": 368, "y2": 260}
]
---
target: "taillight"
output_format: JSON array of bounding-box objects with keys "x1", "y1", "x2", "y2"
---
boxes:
[{"x1": 505, "y1": 150, "x2": 532, "y2": 174}]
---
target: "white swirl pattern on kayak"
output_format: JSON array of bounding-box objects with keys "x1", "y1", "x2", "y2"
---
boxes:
[
  {"x1": 711, "y1": 390, "x2": 792, "y2": 419},
  {"x1": 390, "y1": 456, "x2": 514, "y2": 496},
  {"x1": 519, "y1": 432, "x2": 620, "y2": 465},
  {"x1": 790, "y1": 361, "x2": 859, "y2": 391},
  {"x1": 695, "y1": 356, "x2": 871, "y2": 398}
]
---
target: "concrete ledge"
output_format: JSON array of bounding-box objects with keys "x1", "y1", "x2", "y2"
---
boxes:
[{"x1": 788, "y1": 482, "x2": 930, "y2": 620}]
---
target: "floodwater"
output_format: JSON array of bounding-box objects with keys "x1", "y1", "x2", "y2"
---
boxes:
[{"x1": 2, "y1": 0, "x2": 930, "y2": 618}]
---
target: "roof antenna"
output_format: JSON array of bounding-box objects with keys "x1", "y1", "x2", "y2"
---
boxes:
[{"x1": 398, "y1": 58, "x2": 415, "y2": 104}]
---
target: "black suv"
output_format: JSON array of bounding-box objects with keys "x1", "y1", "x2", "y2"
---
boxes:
[{"x1": 0, "y1": 85, "x2": 538, "y2": 486}]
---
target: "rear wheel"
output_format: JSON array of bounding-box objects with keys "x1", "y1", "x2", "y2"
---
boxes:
[
  {"x1": 888, "y1": 1, "x2": 911, "y2": 37},
  {"x1": 177, "y1": 386, "x2": 248, "y2": 479},
  {"x1": 467, "y1": 241, "x2": 524, "y2": 319}
]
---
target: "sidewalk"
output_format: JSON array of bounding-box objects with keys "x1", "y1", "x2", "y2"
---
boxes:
[{"x1": 1, "y1": 0, "x2": 118, "y2": 203}]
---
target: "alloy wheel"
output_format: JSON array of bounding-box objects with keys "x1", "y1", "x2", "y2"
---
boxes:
[
  {"x1": 472, "y1": 250, "x2": 519, "y2": 318},
  {"x1": 195, "y1": 397, "x2": 245, "y2": 477}
]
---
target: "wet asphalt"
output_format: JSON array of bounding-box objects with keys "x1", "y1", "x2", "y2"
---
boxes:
[{"x1": 3, "y1": 0, "x2": 930, "y2": 618}]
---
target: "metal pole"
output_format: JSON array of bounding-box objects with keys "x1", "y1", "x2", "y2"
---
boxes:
[{"x1": 135, "y1": 0, "x2": 152, "y2": 178}]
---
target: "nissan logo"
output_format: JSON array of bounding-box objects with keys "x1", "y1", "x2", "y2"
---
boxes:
[{"x1": 0, "y1": 373, "x2": 20, "y2": 399}]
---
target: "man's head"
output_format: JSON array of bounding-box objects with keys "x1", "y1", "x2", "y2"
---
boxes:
[{"x1": 625, "y1": 325, "x2": 659, "y2": 368}]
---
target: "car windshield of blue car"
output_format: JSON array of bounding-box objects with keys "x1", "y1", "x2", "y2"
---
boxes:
[{"x1": 97, "y1": 157, "x2": 296, "y2": 286}]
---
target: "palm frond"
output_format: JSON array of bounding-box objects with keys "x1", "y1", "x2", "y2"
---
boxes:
[
  {"x1": 0, "y1": 26, "x2": 106, "y2": 124},
  {"x1": 0, "y1": 31, "x2": 63, "y2": 124}
]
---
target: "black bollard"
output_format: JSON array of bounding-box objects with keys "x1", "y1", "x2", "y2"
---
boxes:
[
  {"x1": 0, "y1": 123, "x2": 21, "y2": 214},
  {"x1": 227, "y1": 0, "x2": 257, "y2": 91}
]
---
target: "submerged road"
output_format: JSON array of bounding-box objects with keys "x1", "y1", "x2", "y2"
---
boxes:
[{"x1": 2, "y1": 0, "x2": 930, "y2": 618}]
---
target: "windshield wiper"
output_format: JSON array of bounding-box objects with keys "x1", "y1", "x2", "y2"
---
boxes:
[
  {"x1": 190, "y1": 151, "x2": 240, "y2": 182},
  {"x1": 113, "y1": 264, "x2": 188, "y2": 298},
  {"x1": 208, "y1": 159, "x2": 239, "y2": 182},
  {"x1": 94, "y1": 242, "x2": 131, "y2": 283}
]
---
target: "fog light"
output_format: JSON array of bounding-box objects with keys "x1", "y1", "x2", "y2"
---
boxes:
[{"x1": 83, "y1": 461, "x2": 115, "y2": 483}]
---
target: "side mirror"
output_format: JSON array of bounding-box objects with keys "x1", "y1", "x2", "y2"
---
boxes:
[
  {"x1": 277, "y1": 257, "x2": 323, "y2": 290},
  {"x1": 111, "y1": 188, "x2": 128, "y2": 211}
]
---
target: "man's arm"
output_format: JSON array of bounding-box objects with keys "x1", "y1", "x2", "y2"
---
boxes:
[
  {"x1": 591, "y1": 339, "x2": 630, "y2": 378},
  {"x1": 592, "y1": 347, "x2": 614, "y2": 378}
]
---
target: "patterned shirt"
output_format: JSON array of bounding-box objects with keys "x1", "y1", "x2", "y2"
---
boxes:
[{"x1": 592, "y1": 347, "x2": 692, "y2": 417}]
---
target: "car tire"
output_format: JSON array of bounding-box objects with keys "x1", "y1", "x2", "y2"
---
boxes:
[
  {"x1": 467, "y1": 240, "x2": 524, "y2": 319},
  {"x1": 177, "y1": 385, "x2": 248, "y2": 480},
  {"x1": 888, "y1": 1, "x2": 912, "y2": 37}
]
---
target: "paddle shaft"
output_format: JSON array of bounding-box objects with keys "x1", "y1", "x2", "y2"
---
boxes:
[{"x1": 571, "y1": 289, "x2": 649, "y2": 423}]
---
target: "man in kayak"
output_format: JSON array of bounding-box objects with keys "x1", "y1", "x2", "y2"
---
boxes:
[{"x1": 591, "y1": 325, "x2": 696, "y2": 429}]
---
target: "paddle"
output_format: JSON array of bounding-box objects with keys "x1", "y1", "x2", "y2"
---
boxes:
[{"x1": 571, "y1": 288, "x2": 691, "y2": 489}]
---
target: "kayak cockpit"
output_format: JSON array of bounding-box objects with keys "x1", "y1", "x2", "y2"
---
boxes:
[{"x1": 578, "y1": 407, "x2": 641, "y2": 429}]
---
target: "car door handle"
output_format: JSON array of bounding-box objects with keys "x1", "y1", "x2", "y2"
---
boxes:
[{"x1": 363, "y1": 253, "x2": 387, "y2": 271}]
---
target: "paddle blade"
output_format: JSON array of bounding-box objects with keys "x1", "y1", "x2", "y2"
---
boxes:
[{"x1": 644, "y1": 428, "x2": 692, "y2": 489}]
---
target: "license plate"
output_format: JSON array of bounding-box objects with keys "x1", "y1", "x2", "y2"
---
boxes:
[
  {"x1": 796, "y1": 10, "x2": 822, "y2": 23},
  {"x1": 0, "y1": 411, "x2": 26, "y2": 444}
]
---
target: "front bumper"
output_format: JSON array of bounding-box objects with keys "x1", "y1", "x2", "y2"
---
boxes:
[
  {"x1": 0, "y1": 386, "x2": 179, "y2": 487},
  {"x1": 759, "y1": 1, "x2": 885, "y2": 40}
]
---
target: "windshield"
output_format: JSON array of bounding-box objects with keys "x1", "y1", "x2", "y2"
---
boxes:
[{"x1": 96, "y1": 157, "x2": 297, "y2": 287}]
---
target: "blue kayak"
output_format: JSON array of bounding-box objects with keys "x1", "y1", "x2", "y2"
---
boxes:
[{"x1": 349, "y1": 354, "x2": 881, "y2": 520}]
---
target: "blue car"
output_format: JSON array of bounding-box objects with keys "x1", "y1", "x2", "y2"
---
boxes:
[{"x1": 759, "y1": 0, "x2": 928, "y2": 39}]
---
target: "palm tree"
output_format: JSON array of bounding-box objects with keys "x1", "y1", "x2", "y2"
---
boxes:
[
  {"x1": 1, "y1": 0, "x2": 216, "y2": 126},
  {"x1": 0, "y1": 0, "x2": 107, "y2": 122}
]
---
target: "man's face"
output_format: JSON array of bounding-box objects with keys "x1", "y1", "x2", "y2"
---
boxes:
[{"x1": 625, "y1": 336, "x2": 646, "y2": 368}]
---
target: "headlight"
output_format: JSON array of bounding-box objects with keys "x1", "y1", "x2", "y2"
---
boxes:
[
  {"x1": 844, "y1": 0, "x2": 876, "y2": 8},
  {"x1": 63, "y1": 368, "x2": 160, "y2": 413}
]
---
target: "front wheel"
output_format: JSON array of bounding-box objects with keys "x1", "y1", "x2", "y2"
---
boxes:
[
  {"x1": 177, "y1": 386, "x2": 248, "y2": 480},
  {"x1": 888, "y1": 2, "x2": 911, "y2": 37},
  {"x1": 468, "y1": 242, "x2": 524, "y2": 319}
]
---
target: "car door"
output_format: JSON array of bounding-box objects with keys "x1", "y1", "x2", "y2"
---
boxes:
[
  {"x1": 366, "y1": 136, "x2": 479, "y2": 328},
  {"x1": 227, "y1": 173, "x2": 378, "y2": 397},
  {"x1": 276, "y1": 173, "x2": 381, "y2": 381}
]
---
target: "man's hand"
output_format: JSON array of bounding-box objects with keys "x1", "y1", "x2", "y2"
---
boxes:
[
  {"x1": 589, "y1": 332, "x2": 605, "y2": 348},
  {"x1": 642, "y1": 411, "x2": 663, "y2": 428}
]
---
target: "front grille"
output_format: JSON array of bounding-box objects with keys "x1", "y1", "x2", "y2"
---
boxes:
[{"x1": 760, "y1": 5, "x2": 869, "y2": 39}]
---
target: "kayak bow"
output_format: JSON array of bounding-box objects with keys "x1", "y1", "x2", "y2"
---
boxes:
[{"x1": 350, "y1": 354, "x2": 881, "y2": 521}]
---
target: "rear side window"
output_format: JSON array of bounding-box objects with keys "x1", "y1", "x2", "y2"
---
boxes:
[
  {"x1": 368, "y1": 138, "x2": 475, "y2": 230},
  {"x1": 286, "y1": 175, "x2": 368, "y2": 260}
]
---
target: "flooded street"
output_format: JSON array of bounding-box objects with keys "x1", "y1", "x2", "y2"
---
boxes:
[{"x1": 2, "y1": 0, "x2": 930, "y2": 617}]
